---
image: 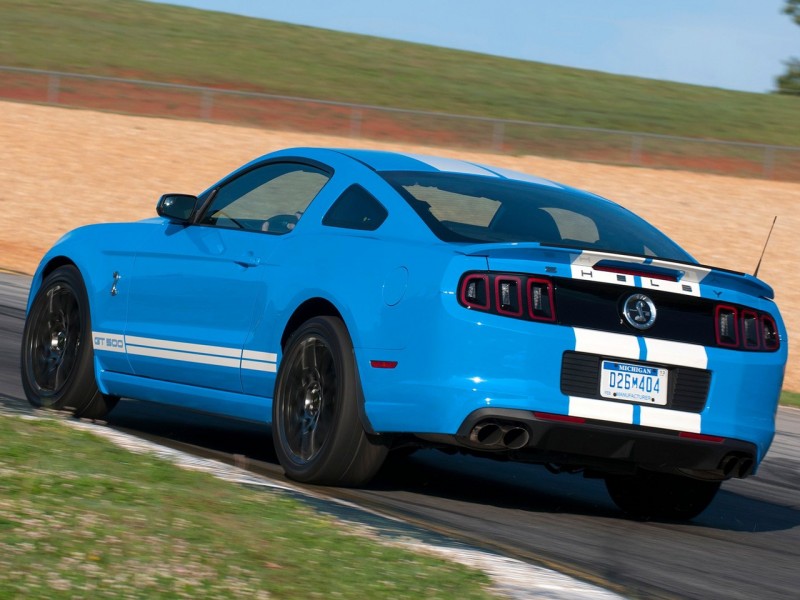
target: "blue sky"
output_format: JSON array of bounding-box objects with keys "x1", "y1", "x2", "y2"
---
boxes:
[{"x1": 145, "y1": 0, "x2": 796, "y2": 93}]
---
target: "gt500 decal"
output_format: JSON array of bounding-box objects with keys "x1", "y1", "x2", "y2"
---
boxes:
[
  {"x1": 93, "y1": 332, "x2": 126, "y2": 353},
  {"x1": 92, "y1": 331, "x2": 277, "y2": 372}
]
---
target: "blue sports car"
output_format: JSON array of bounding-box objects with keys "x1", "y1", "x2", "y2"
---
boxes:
[{"x1": 21, "y1": 147, "x2": 787, "y2": 520}]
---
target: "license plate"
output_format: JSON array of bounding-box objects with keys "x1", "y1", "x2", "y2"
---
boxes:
[{"x1": 600, "y1": 361, "x2": 668, "y2": 405}]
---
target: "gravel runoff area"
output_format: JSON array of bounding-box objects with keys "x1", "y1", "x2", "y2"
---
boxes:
[
  {"x1": 1, "y1": 100, "x2": 797, "y2": 390},
  {"x1": 0, "y1": 399, "x2": 623, "y2": 600}
]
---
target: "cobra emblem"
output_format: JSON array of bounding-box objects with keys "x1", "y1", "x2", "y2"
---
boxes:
[{"x1": 622, "y1": 293, "x2": 657, "y2": 330}]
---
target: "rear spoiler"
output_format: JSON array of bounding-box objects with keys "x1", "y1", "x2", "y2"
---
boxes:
[{"x1": 461, "y1": 243, "x2": 775, "y2": 300}]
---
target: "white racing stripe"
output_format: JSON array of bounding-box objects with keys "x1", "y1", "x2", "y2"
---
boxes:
[
  {"x1": 125, "y1": 335, "x2": 241, "y2": 358},
  {"x1": 569, "y1": 396, "x2": 634, "y2": 424},
  {"x1": 569, "y1": 396, "x2": 703, "y2": 433},
  {"x1": 644, "y1": 338, "x2": 707, "y2": 369},
  {"x1": 404, "y1": 153, "x2": 500, "y2": 176},
  {"x1": 640, "y1": 406, "x2": 701, "y2": 433},
  {"x1": 241, "y1": 360, "x2": 277, "y2": 373},
  {"x1": 243, "y1": 350, "x2": 278, "y2": 362},
  {"x1": 568, "y1": 251, "x2": 710, "y2": 296},
  {"x1": 573, "y1": 328, "x2": 708, "y2": 369},
  {"x1": 640, "y1": 278, "x2": 701, "y2": 297},
  {"x1": 93, "y1": 331, "x2": 278, "y2": 373},
  {"x1": 126, "y1": 344, "x2": 241, "y2": 368},
  {"x1": 474, "y1": 164, "x2": 562, "y2": 187},
  {"x1": 241, "y1": 349, "x2": 279, "y2": 373},
  {"x1": 574, "y1": 328, "x2": 640, "y2": 360},
  {"x1": 571, "y1": 329, "x2": 707, "y2": 432},
  {"x1": 569, "y1": 264, "x2": 636, "y2": 287}
]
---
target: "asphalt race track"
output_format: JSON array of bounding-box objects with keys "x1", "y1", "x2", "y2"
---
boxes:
[{"x1": 3, "y1": 273, "x2": 799, "y2": 599}]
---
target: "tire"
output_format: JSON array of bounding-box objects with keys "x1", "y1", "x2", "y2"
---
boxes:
[
  {"x1": 272, "y1": 316, "x2": 387, "y2": 485},
  {"x1": 605, "y1": 470, "x2": 721, "y2": 521},
  {"x1": 20, "y1": 265, "x2": 118, "y2": 419}
]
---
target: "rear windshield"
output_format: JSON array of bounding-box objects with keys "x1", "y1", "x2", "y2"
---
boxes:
[{"x1": 381, "y1": 171, "x2": 694, "y2": 262}]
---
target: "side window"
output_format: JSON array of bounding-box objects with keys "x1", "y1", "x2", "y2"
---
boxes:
[
  {"x1": 199, "y1": 162, "x2": 330, "y2": 234},
  {"x1": 322, "y1": 185, "x2": 388, "y2": 231}
]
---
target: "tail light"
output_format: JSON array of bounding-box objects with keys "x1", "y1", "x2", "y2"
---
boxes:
[
  {"x1": 458, "y1": 271, "x2": 557, "y2": 324},
  {"x1": 528, "y1": 277, "x2": 556, "y2": 322},
  {"x1": 714, "y1": 306, "x2": 739, "y2": 347},
  {"x1": 761, "y1": 315, "x2": 780, "y2": 350},
  {"x1": 460, "y1": 274, "x2": 489, "y2": 310},
  {"x1": 741, "y1": 310, "x2": 760, "y2": 349},
  {"x1": 495, "y1": 276, "x2": 523, "y2": 316},
  {"x1": 715, "y1": 304, "x2": 780, "y2": 352}
]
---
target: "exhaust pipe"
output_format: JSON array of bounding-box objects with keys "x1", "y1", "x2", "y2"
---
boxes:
[
  {"x1": 737, "y1": 458, "x2": 754, "y2": 478},
  {"x1": 719, "y1": 453, "x2": 756, "y2": 478},
  {"x1": 502, "y1": 426, "x2": 530, "y2": 450},
  {"x1": 719, "y1": 454, "x2": 740, "y2": 478},
  {"x1": 469, "y1": 422, "x2": 530, "y2": 449},
  {"x1": 471, "y1": 423, "x2": 503, "y2": 446}
]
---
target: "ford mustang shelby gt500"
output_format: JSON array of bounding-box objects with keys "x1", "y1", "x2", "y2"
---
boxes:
[{"x1": 21, "y1": 147, "x2": 787, "y2": 520}]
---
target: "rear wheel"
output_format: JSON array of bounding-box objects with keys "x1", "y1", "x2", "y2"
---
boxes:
[
  {"x1": 20, "y1": 265, "x2": 118, "y2": 419},
  {"x1": 273, "y1": 316, "x2": 387, "y2": 485},
  {"x1": 605, "y1": 470, "x2": 721, "y2": 521}
]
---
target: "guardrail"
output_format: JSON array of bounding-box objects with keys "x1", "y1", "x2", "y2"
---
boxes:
[{"x1": 2, "y1": 65, "x2": 799, "y2": 181}]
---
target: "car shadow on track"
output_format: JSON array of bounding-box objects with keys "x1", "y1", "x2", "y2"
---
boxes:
[
  {"x1": 372, "y1": 450, "x2": 800, "y2": 533},
  {"x1": 106, "y1": 399, "x2": 279, "y2": 463},
  {"x1": 84, "y1": 398, "x2": 800, "y2": 535}
]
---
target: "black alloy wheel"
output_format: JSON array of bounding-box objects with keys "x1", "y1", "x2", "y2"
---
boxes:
[
  {"x1": 20, "y1": 265, "x2": 117, "y2": 419},
  {"x1": 273, "y1": 316, "x2": 387, "y2": 486}
]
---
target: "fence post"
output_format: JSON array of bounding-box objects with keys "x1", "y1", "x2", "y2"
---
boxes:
[
  {"x1": 201, "y1": 90, "x2": 213, "y2": 120},
  {"x1": 350, "y1": 108, "x2": 362, "y2": 139},
  {"x1": 762, "y1": 146, "x2": 775, "y2": 179},
  {"x1": 630, "y1": 135, "x2": 643, "y2": 165},
  {"x1": 47, "y1": 74, "x2": 60, "y2": 104},
  {"x1": 491, "y1": 121, "x2": 505, "y2": 153}
]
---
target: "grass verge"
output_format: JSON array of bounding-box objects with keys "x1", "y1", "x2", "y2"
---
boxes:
[
  {"x1": 781, "y1": 390, "x2": 800, "y2": 408},
  {"x1": 0, "y1": 415, "x2": 493, "y2": 599},
  {"x1": 1, "y1": 0, "x2": 800, "y2": 145}
]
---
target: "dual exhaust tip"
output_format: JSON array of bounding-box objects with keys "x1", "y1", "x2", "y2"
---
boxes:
[
  {"x1": 719, "y1": 453, "x2": 754, "y2": 479},
  {"x1": 470, "y1": 423, "x2": 755, "y2": 479},
  {"x1": 470, "y1": 422, "x2": 755, "y2": 478},
  {"x1": 470, "y1": 421, "x2": 530, "y2": 450}
]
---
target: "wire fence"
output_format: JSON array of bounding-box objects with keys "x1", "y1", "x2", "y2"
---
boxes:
[{"x1": 3, "y1": 65, "x2": 800, "y2": 181}]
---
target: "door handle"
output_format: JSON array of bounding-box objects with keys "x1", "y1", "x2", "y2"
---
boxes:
[{"x1": 235, "y1": 254, "x2": 261, "y2": 268}]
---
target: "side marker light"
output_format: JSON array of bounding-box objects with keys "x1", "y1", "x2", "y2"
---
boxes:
[{"x1": 370, "y1": 360, "x2": 398, "y2": 369}]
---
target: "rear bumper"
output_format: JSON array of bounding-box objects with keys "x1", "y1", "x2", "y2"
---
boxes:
[
  {"x1": 453, "y1": 408, "x2": 758, "y2": 479},
  {"x1": 359, "y1": 258, "x2": 786, "y2": 471},
  {"x1": 360, "y1": 322, "x2": 782, "y2": 461}
]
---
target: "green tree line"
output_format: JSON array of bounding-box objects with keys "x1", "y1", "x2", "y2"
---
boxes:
[{"x1": 778, "y1": 0, "x2": 800, "y2": 93}]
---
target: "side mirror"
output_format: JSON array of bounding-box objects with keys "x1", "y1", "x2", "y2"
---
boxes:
[{"x1": 157, "y1": 194, "x2": 198, "y2": 222}]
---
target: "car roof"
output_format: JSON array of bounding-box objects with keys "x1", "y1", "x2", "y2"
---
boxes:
[{"x1": 331, "y1": 149, "x2": 565, "y2": 189}]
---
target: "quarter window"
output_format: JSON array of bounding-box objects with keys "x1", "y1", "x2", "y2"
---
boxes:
[
  {"x1": 322, "y1": 185, "x2": 388, "y2": 231},
  {"x1": 199, "y1": 163, "x2": 330, "y2": 234}
]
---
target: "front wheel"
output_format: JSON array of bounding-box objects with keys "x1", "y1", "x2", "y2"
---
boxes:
[
  {"x1": 20, "y1": 265, "x2": 117, "y2": 419},
  {"x1": 605, "y1": 470, "x2": 721, "y2": 521},
  {"x1": 272, "y1": 316, "x2": 387, "y2": 486}
]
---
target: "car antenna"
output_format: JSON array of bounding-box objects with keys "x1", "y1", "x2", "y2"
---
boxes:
[{"x1": 753, "y1": 216, "x2": 777, "y2": 278}]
